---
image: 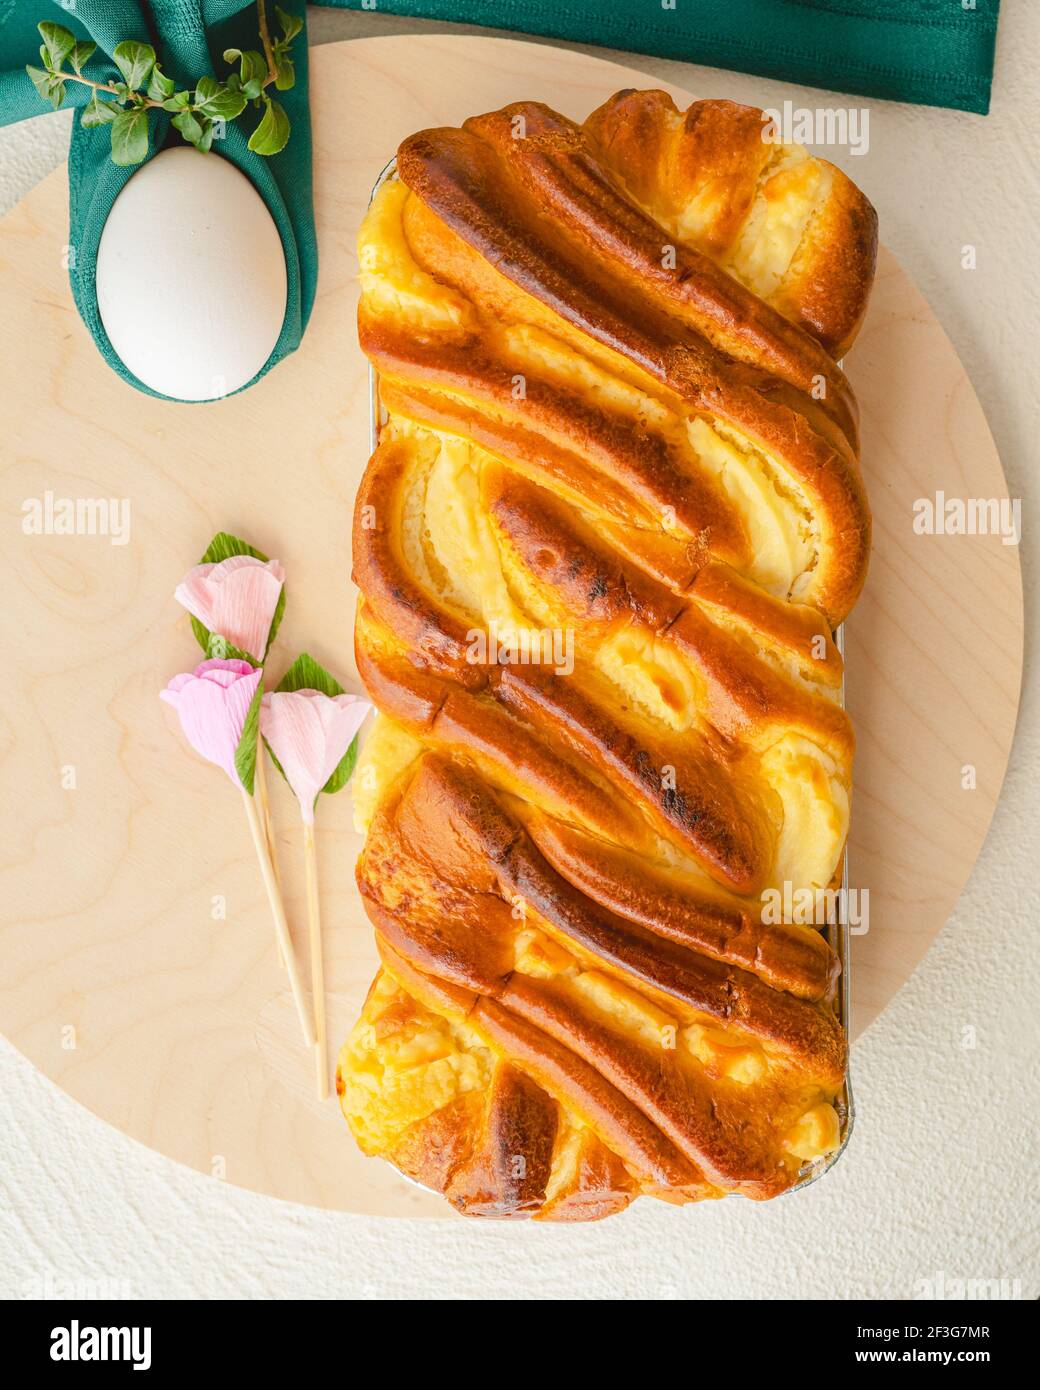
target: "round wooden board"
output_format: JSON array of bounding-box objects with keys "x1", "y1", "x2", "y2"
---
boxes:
[{"x1": 0, "y1": 36, "x2": 1022, "y2": 1216}]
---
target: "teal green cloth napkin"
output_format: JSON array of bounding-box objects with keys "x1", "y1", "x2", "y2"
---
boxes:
[
  {"x1": 0, "y1": 0, "x2": 313, "y2": 400},
  {"x1": 328, "y1": 0, "x2": 1002, "y2": 116}
]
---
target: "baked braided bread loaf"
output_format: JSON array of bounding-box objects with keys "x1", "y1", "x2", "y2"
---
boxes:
[{"x1": 338, "y1": 92, "x2": 876, "y2": 1220}]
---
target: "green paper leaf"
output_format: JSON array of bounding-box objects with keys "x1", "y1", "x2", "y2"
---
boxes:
[
  {"x1": 110, "y1": 107, "x2": 150, "y2": 166},
  {"x1": 276, "y1": 653, "x2": 345, "y2": 699},
  {"x1": 112, "y1": 40, "x2": 156, "y2": 91},
  {"x1": 198, "y1": 531, "x2": 268, "y2": 566},
  {"x1": 196, "y1": 630, "x2": 255, "y2": 666},
  {"x1": 270, "y1": 654, "x2": 365, "y2": 798},
  {"x1": 276, "y1": 6, "x2": 304, "y2": 43},
  {"x1": 188, "y1": 532, "x2": 286, "y2": 662},
  {"x1": 81, "y1": 94, "x2": 119, "y2": 128},
  {"x1": 247, "y1": 97, "x2": 289, "y2": 156},
  {"x1": 322, "y1": 733, "x2": 361, "y2": 798},
  {"x1": 147, "y1": 64, "x2": 175, "y2": 101},
  {"x1": 70, "y1": 40, "x2": 97, "y2": 75},
  {"x1": 38, "y1": 22, "x2": 75, "y2": 70},
  {"x1": 234, "y1": 680, "x2": 264, "y2": 796},
  {"x1": 194, "y1": 76, "x2": 247, "y2": 121}
]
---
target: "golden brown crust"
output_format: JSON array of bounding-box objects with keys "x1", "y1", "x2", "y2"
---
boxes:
[
  {"x1": 343, "y1": 756, "x2": 845, "y2": 1204},
  {"x1": 520, "y1": 811, "x2": 840, "y2": 1001},
  {"x1": 406, "y1": 102, "x2": 864, "y2": 437},
  {"x1": 582, "y1": 90, "x2": 878, "y2": 358},
  {"x1": 382, "y1": 147, "x2": 871, "y2": 623},
  {"x1": 340, "y1": 90, "x2": 872, "y2": 1220}
]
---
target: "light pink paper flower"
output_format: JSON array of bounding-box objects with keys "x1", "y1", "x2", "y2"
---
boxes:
[
  {"x1": 161, "y1": 658, "x2": 264, "y2": 788},
  {"x1": 260, "y1": 690, "x2": 372, "y2": 823},
  {"x1": 175, "y1": 554, "x2": 285, "y2": 662}
]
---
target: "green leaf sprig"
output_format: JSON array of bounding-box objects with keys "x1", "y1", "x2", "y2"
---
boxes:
[{"x1": 26, "y1": 2, "x2": 302, "y2": 167}]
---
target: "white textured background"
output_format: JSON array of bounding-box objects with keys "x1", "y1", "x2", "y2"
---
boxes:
[{"x1": 2, "y1": 6, "x2": 1037, "y2": 1301}]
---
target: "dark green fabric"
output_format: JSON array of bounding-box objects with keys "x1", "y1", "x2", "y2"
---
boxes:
[
  {"x1": 0, "y1": 0, "x2": 312, "y2": 400},
  {"x1": 328, "y1": 0, "x2": 1001, "y2": 116}
]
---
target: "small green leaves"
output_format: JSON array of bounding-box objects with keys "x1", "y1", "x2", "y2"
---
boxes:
[
  {"x1": 26, "y1": 2, "x2": 301, "y2": 165},
  {"x1": 248, "y1": 97, "x2": 289, "y2": 156},
  {"x1": 28, "y1": 22, "x2": 73, "y2": 110},
  {"x1": 166, "y1": 74, "x2": 251, "y2": 153},
  {"x1": 110, "y1": 107, "x2": 150, "y2": 166},
  {"x1": 25, "y1": 64, "x2": 65, "y2": 110},
  {"x1": 70, "y1": 40, "x2": 98, "y2": 75},
  {"x1": 112, "y1": 40, "x2": 156, "y2": 90},
  {"x1": 276, "y1": 6, "x2": 303, "y2": 43},
  {"x1": 271, "y1": 6, "x2": 300, "y2": 94},
  {"x1": 146, "y1": 64, "x2": 176, "y2": 102},
  {"x1": 38, "y1": 21, "x2": 76, "y2": 69},
  {"x1": 171, "y1": 109, "x2": 204, "y2": 146},
  {"x1": 243, "y1": 50, "x2": 268, "y2": 91},
  {"x1": 225, "y1": 48, "x2": 268, "y2": 100},
  {"x1": 25, "y1": 65, "x2": 51, "y2": 99},
  {"x1": 274, "y1": 55, "x2": 294, "y2": 92},
  {"x1": 80, "y1": 94, "x2": 119, "y2": 128},
  {"x1": 194, "y1": 75, "x2": 247, "y2": 121}
]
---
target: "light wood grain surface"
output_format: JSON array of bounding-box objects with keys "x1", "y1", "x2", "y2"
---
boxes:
[{"x1": 0, "y1": 36, "x2": 1022, "y2": 1216}]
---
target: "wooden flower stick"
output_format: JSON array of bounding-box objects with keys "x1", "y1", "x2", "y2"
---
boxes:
[
  {"x1": 172, "y1": 529, "x2": 290, "y2": 974},
  {"x1": 261, "y1": 653, "x2": 372, "y2": 1099},
  {"x1": 303, "y1": 822, "x2": 327, "y2": 1098},
  {"x1": 240, "y1": 787, "x2": 315, "y2": 1048},
  {"x1": 161, "y1": 653, "x2": 316, "y2": 1056},
  {"x1": 254, "y1": 751, "x2": 286, "y2": 970}
]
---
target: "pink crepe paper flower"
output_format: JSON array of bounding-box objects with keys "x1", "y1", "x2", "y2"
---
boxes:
[
  {"x1": 161, "y1": 658, "x2": 264, "y2": 788},
  {"x1": 260, "y1": 690, "x2": 372, "y2": 823},
  {"x1": 175, "y1": 554, "x2": 285, "y2": 662}
]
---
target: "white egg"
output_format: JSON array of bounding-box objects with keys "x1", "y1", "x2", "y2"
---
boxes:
[{"x1": 96, "y1": 145, "x2": 287, "y2": 402}]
